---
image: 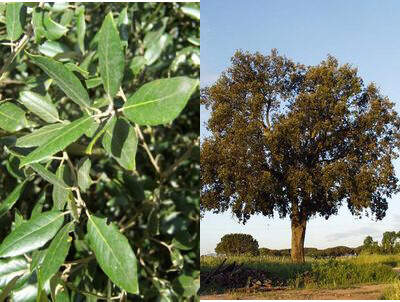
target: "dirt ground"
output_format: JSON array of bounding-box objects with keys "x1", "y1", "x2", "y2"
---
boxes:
[{"x1": 200, "y1": 283, "x2": 390, "y2": 300}]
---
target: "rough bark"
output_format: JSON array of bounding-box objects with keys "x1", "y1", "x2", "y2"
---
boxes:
[{"x1": 291, "y1": 216, "x2": 307, "y2": 263}]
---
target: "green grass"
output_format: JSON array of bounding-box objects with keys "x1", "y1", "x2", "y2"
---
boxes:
[
  {"x1": 381, "y1": 280, "x2": 400, "y2": 299},
  {"x1": 344, "y1": 254, "x2": 400, "y2": 267},
  {"x1": 200, "y1": 254, "x2": 400, "y2": 294}
]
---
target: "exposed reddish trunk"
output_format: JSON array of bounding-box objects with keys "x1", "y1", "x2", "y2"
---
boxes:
[{"x1": 291, "y1": 216, "x2": 307, "y2": 263}]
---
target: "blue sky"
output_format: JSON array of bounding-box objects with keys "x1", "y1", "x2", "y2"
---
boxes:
[{"x1": 200, "y1": 0, "x2": 400, "y2": 255}]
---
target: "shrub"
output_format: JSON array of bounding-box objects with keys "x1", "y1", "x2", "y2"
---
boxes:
[
  {"x1": 0, "y1": 2, "x2": 199, "y2": 301},
  {"x1": 215, "y1": 233, "x2": 259, "y2": 256}
]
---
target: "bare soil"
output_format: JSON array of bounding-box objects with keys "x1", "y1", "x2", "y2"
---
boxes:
[{"x1": 200, "y1": 283, "x2": 390, "y2": 300}]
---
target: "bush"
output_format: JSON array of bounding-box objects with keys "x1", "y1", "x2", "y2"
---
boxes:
[
  {"x1": 0, "y1": 2, "x2": 199, "y2": 301},
  {"x1": 215, "y1": 233, "x2": 259, "y2": 256}
]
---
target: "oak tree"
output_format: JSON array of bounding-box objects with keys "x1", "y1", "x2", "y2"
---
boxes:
[{"x1": 201, "y1": 50, "x2": 400, "y2": 263}]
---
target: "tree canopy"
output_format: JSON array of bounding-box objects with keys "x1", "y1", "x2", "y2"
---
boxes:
[{"x1": 201, "y1": 49, "x2": 400, "y2": 262}]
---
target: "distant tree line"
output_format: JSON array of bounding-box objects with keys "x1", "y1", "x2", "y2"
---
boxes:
[
  {"x1": 362, "y1": 231, "x2": 400, "y2": 255},
  {"x1": 215, "y1": 231, "x2": 400, "y2": 257}
]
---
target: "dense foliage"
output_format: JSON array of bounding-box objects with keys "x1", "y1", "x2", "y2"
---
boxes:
[
  {"x1": 201, "y1": 49, "x2": 400, "y2": 262},
  {"x1": 215, "y1": 233, "x2": 259, "y2": 256},
  {"x1": 0, "y1": 2, "x2": 199, "y2": 301}
]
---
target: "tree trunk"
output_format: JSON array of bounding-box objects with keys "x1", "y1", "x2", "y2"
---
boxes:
[{"x1": 291, "y1": 217, "x2": 307, "y2": 263}]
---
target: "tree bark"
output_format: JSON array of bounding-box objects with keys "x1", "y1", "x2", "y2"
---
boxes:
[{"x1": 291, "y1": 216, "x2": 307, "y2": 263}]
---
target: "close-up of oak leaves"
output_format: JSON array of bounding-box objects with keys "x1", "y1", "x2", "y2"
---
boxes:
[{"x1": 0, "y1": 2, "x2": 200, "y2": 301}]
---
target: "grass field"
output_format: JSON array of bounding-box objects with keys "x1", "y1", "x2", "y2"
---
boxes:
[{"x1": 200, "y1": 254, "x2": 400, "y2": 296}]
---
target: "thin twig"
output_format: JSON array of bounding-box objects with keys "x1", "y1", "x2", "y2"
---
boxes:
[
  {"x1": 135, "y1": 125, "x2": 161, "y2": 174},
  {"x1": 119, "y1": 213, "x2": 140, "y2": 233},
  {"x1": 149, "y1": 237, "x2": 171, "y2": 251},
  {"x1": 117, "y1": 87, "x2": 127, "y2": 103},
  {"x1": 0, "y1": 32, "x2": 31, "y2": 84}
]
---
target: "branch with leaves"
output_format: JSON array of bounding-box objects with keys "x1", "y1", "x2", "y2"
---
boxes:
[{"x1": 0, "y1": 2, "x2": 199, "y2": 301}]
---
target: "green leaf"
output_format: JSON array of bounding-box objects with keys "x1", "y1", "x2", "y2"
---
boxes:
[
  {"x1": 85, "y1": 118, "x2": 109, "y2": 154},
  {"x1": 30, "y1": 163, "x2": 68, "y2": 189},
  {"x1": 170, "y1": 248, "x2": 184, "y2": 268},
  {"x1": 6, "y1": 3, "x2": 25, "y2": 41},
  {"x1": 52, "y1": 164, "x2": 73, "y2": 210},
  {"x1": 26, "y1": 53, "x2": 91, "y2": 108},
  {"x1": 85, "y1": 77, "x2": 102, "y2": 89},
  {"x1": 30, "y1": 249, "x2": 46, "y2": 273},
  {"x1": 172, "y1": 232, "x2": 195, "y2": 251},
  {"x1": 38, "y1": 222, "x2": 73, "y2": 288},
  {"x1": 65, "y1": 63, "x2": 89, "y2": 79},
  {"x1": 129, "y1": 56, "x2": 147, "y2": 76},
  {"x1": 102, "y1": 116, "x2": 138, "y2": 171},
  {"x1": 19, "y1": 91, "x2": 59, "y2": 123},
  {"x1": 55, "y1": 290, "x2": 69, "y2": 302},
  {"x1": 44, "y1": 2, "x2": 68, "y2": 12},
  {"x1": 181, "y1": 4, "x2": 200, "y2": 20},
  {"x1": 0, "y1": 256, "x2": 30, "y2": 290},
  {"x1": 117, "y1": 7, "x2": 129, "y2": 48},
  {"x1": 0, "y1": 211, "x2": 65, "y2": 258},
  {"x1": 11, "y1": 276, "x2": 41, "y2": 302},
  {"x1": 147, "y1": 207, "x2": 159, "y2": 236},
  {"x1": 60, "y1": 9, "x2": 74, "y2": 27},
  {"x1": 0, "y1": 103, "x2": 27, "y2": 132},
  {"x1": 15, "y1": 123, "x2": 66, "y2": 148},
  {"x1": 87, "y1": 214, "x2": 138, "y2": 294},
  {"x1": 84, "y1": 118, "x2": 99, "y2": 138},
  {"x1": 144, "y1": 33, "x2": 170, "y2": 65},
  {"x1": 20, "y1": 115, "x2": 94, "y2": 167},
  {"x1": 32, "y1": 7, "x2": 45, "y2": 43},
  {"x1": 67, "y1": 197, "x2": 79, "y2": 222},
  {"x1": 172, "y1": 274, "x2": 200, "y2": 297},
  {"x1": 98, "y1": 12, "x2": 124, "y2": 98},
  {"x1": 31, "y1": 191, "x2": 46, "y2": 219},
  {"x1": 77, "y1": 157, "x2": 92, "y2": 191},
  {"x1": 0, "y1": 275, "x2": 21, "y2": 301},
  {"x1": 76, "y1": 6, "x2": 86, "y2": 53},
  {"x1": 13, "y1": 210, "x2": 25, "y2": 229},
  {"x1": 5, "y1": 156, "x2": 24, "y2": 179},
  {"x1": 0, "y1": 180, "x2": 27, "y2": 219},
  {"x1": 143, "y1": 26, "x2": 165, "y2": 49},
  {"x1": 122, "y1": 77, "x2": 199, "y2": 125},
  {"x1": 38, "y1": 41, "x2": 70, "y2": 58},
  {"x1": 43, "y1": 13, "x2": 68, "y2": 40},
  {"x1": 188, "y1": 36, "x2": 200, "y2": 46}
]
